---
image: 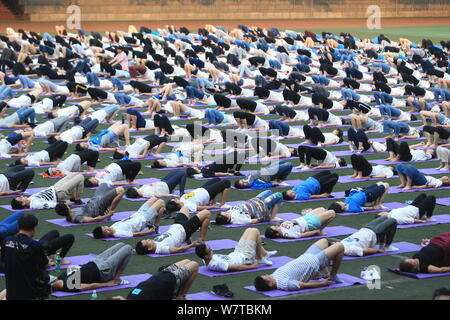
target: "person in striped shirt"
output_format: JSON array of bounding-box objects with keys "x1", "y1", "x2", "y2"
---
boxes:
[{"x1": 254, "y1": 239, "x2": 344, "y2": 291}]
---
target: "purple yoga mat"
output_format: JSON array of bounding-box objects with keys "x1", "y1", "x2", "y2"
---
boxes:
[
  {"x1": 244, "y1": 273, "x2": 365, "y2": 297},
  {"x1": 291, "y1": 166, "x2": 350, "y2": 174},
  {"x1": 397, "y1": 214, "x2": 450, "y2": 228},
  {"x1": 338, "y1": 168, "x2": 443, "y2": 183},
  {"x1": 51, "y1": 273, "x2": 151, "y2": 297},
  {"x1": 187, "y1": 292, "x2": 231, "y2": 300},
  {"x1": 47, "y1": 254, "x2": 97, "y2": 271},
  {"x1": 437, "y1": 197, "x2": 450, "y2": 206},
  {"x1": 370, "y1": 158, "x2": 438, "y2": 165},
  {"x1": 85, "y1": 177, "x2": 160, "y2": 190},
  {"x1": 344, "y1": 242, "x2": 421, "y2": 260},
  {"x1": 46, "y1": 211, "x2": 135, "y2": 227},
  {"x1": 221, "y1": 212, "x2": 301, "y2": 228},
  {"x1": 193, "y1": 170, "x2": 255, "y2": 181},
  {"x1": 146, "y1": 239, "x2": 238, "y2": 258},
  {"x1": 198, "y1": 256, "x2": 294, "y2": 277},
  {"x1": 230, "y1": 180, "x2": 301, "y2": 191},
  {"x1": 263, "y1": 226, "x2": 358, "y2": 243},
  {"x1": 387, "y1": 268, "x2": 450, "y2": 279},
  {"x1": 389, "y1": 186, "x2": 450, "y2": 194},
  {"x1": 85, "y1": 225, "x2": 170, "y2": 241},
  {"x1": 0, "y1": 198, "x2": 90, "y2": 212},
  {"x1": 339, "y1": 202, "x2": 404, "y2": 216},
  {"x1": 286, "y1": 191, "x2": 347, "y2": 203}
]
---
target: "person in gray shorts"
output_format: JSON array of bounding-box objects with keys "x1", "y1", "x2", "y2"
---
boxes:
[
  {"x1": 254, "y1": 239, "x2": 345, "y2": 291},
  {"x1": 92, "y1": 197, "x2": 165, "y2": 239},
  {"x1": 54, "y1": 183, "x2": 125, "y2": 223}
]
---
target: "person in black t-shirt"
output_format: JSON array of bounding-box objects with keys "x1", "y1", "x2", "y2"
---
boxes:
[{"x1": 111, "y1": 259, "x2": 199, "y2": 300}]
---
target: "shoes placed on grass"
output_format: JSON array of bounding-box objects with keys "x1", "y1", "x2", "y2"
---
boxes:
[{"x1": 211, "y1": 284, "x2": 234, "y2": 298}]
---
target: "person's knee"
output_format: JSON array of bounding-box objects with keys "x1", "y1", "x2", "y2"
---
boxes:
[{"x1": 116, "y1": 186, "x2": 125, "y2": 195}]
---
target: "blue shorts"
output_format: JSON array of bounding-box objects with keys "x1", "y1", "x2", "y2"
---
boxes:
[
  {"x1": 304, "y1": 244, "x2": 329, "y2": 269},
  {"x1": 364, "y1": 184, "x2": 385, "y2": 203},
  {"x1": 303, "y1": 214, "x2": 321, "y2": 231}
]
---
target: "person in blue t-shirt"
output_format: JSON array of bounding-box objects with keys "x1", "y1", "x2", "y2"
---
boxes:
[
  {"x1": 282, "y1": 171, "x2": 338, "y2": 201},
  {"x1": 328, "y1": 182, "x2": 390, "y2": 213}
]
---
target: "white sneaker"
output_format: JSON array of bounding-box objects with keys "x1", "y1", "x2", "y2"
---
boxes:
[
  {"x1": 426, "y1": 217, "x2": 436, "y2": 222},
  {"x1": 439, "y1": 167, "x2": 449, "y2": 171},
  {"x1": 300, "y1": 166, "x2": 309, "y2": 171},
  {"x1": 385, "y1": 245, "x2": 399, "y2": 252},
  {"x1": 259, "y1": 257, "x2": 273, "y2": 266},
  {"x1": 266, "y1": 250, "x2": 277, "y2": 258}
]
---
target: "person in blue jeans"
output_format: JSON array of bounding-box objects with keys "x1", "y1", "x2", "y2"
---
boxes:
[
  {"x1": 126, "y1": 108, "x2": 147, "y2": 129},
  {"x1": 0, "y1": 211, "x2": 26, "y2": 243},
  {"x1": 373, "y1": 91, "x2": 394, "y2": 105},
  {"x1": 16, "y1": 107, "x2": 36, "y2": 126},
  {"x1": 434, "y1": 88, "x2": 450, "y2": 102},
  {"x1": 328, "y1": 182, "x2": 390, "y2": 213},
  {"x1": 379, "y1": 105, "x2": 403, "y2": 120},
  {"x1": 341, "y1": 88, "x2": 360, "y2": 101},
  {"x1": 234, "y1": 161, "x2": 293, "y2": 189},
  {"x1": 0, "y1": 84, "x2": 14, "y2": 100},
  {"x1": 382, "y1": 120, "x2": 413, "y2": 138},
  {"x1": 311, "y1": 75, "x2": 330, "y2": 86},
  {"x1": 205, "y1": 108, "x2": 225, "y2": 125},
  {"x1": 185, "y1": 86, "x2": 205, "y2": 105},
  {"x1": 396, "y1": 164, "x2": 450, "y2": 190}
]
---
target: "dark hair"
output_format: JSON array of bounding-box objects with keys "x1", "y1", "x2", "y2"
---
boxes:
[
  {"x1": 75, "y1": 144, "x2": 84, "y2": 152},
  {"x1": 47, "y1": 136, "x2": 57, "y2": 145},
  {"x1": 254, "y1": 276, "x2": 272, "y2": 291},
  {"x1": 55, "y1": 203, "x2": 69, "y2": 216},
  {"x1": 135, "y1": 241, "x2": 148, "y2": 255},
  {"x1": 281, "y1": 191, "x2": 294, "y2": 201},
  {"x1": 392, "y1": 169, "x2": 398, "y2": 176},
  {"x1": 234, "y1": 180, "x2": 246, "y2": 189},
  {"x1": 338, "y1": 158, "x2": 347, "y2": 167},
  {"x1": 92, "y1": 226, "x2": 104, "y2": 239},
  {"x1": 113, "y1": 150, "x2": 124, "y2": 160},
  {"x1": 73, "y1": 117, "x2": 82, "y2": 125},
  {"x1": 151, "y1": 160, "x2": 163, "y2": 169},
  {"x1": 186, "y1": 167, "x2": 197, "y2": 178},
  {"x1": 195, "y1": 243, "x2": 208, "y2": 259},
  {"x1": 47, "y1": 112, "x2": 55, "y2": 119},
  {"x1": 264, "y1": 227, "x2": 279, "y2": 239},
  {"x1": 399, "y1": 260, "x2": 416, "y2": 273},
  {"x1": 11, "y1": 198, "x2": 26, "y2": 210},
  {"x1": 14, "y1": 159, "x2": 22, "y2": 166},
  {"x1": 290, "y1": 148, "x2": 298, "y2": 157},
  {"x1": 84, "y1": 177, "x2": 96, "y2": 188},
  {"x1": 215, "y1": 213, "x2": 229, "y2": 225},
  {"x1": 165, "y1": 200, "x2": 181, "y2": 213},
  {"x1": 336, "y1": 128, "x2": 344, "y2": 138},
  {"x1": 433, "y1": 288, "x2": 450, "y2": 300},
  {"x1": 18, "y1": 213, "x2": 38, "y2": 231},
  {"x1": 328, "y1": 202, "x2": 343, "y2": 213},
  {"x1": 126, "y1": 187, "x2": 140, "y2": 198}
]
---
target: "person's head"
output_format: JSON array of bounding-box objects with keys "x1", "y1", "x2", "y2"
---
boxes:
[
  {"x1": 440, "y1": 176, "x2": 450, "y2": 186},
  {"x1": 75, "y1": 143, "x2": 85, "y2": 152},
  {"x1": 254, "y1": 275, "x2": 276, "y2": 291},
  {"x1": 113, "y1": 148, "x2": 127, "y2": 160},
  {"x1": 165, "y1": 199, "x2": 182, "y2": 213},
  {"x1": 18, "y1": 213, "x2": 38, "y2": 237},
  {"x1": 433, "y1": 287, "x2": 450, "y2": 300},
  {"x1": 46, "y1": 167, "x2": 62, "y2": 176},
  {"x1": 195, "y1": 243, "x2": 213, "y2": 260},
  {"x1": 282, "y1": 190, "x2": 296, "y2": 201},
  {"x1": 84, "y1": 177, "x2": 98, "y2": 188},
  {"x1": 55, "y1": 203, "x2": 70, "y2": 217},
  {"x1": 93, "y1": 226, "x2": 113, "y2": 239},
  {"x1": 399, "y1": 258, "x2": 420, "y2": 273},
  {"x1": 126, "y1": 187, "x2": 140, "y2": 198},
  {"x1": 15, "y1": 158, "x2": 27, "y2": 166},
  {"x1": 11, "y1": 196, "x2": 30, "y2": 209},
  {"x1": 328, "y1": 201, "x2": 345, "y2": 213},
  {"x1": 73, "y1": 117, "x2": 82, "y2": 125},
  {"x1": 135, "y1": 239, "x2": 156, "y2": 255},
  {"x1": 215, "y1": 211, "x2": 231, "y2": 225},
  {"x1": 290, "y1": 148, "x2": 298, "y2": 157},
  {"x1": 337, "y1": 158, "x2": 347, "y2": 167},
  {"x1": 151, "y1": 159, "x2": 166, "y2": 168},
  {"x1": 47, "y1": 111, "x2": 57, "y2": 119},
  {"x1": 265, "y1": 226, "x2": 282, "y2": 239},
  {"x1": 47, "y1": 136, "x2": 58, "y2": 145},
  {"x1": 234, "y1": 179, "x2": 249, "y2": 189}
]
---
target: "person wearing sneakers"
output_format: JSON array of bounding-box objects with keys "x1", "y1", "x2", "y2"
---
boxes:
[
  {"x1": 282, "y1": 171, "x2": 339, "y2": 201},
  {"x1": 92, "y1": 197, "x2": 165, "y2": 239},
  {"x1": 253, "y1": 239, "x2": 345, "y2": 291},
  {"x1": 340, "y1": 216, "x2": 399, "y2": 256},
  {"x1": 264, "y1": 208, "x2": 336, "y2": 239},
  {"x1": 11, "y1": 172, "x2": 85, "y2": 209},
  {"x1": 195, "y1": 228, "x2": 278, "y2": 272},
  {"x1": 51, "y1": 243, "x2": 134, "y2": 293},
  {"x1": 378, "y1": 193, "x2": 436, "y2": 224}
]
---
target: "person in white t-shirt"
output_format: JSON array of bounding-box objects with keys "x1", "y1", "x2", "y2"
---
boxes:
[
  {"x1": 135, "y1": 206, "x2": 211, "y2": 255},
  {"x1": 150, "y1": 141, "x2": 204, "y2": 168},
  {"x1": 385, "y1": 139, "x2": 435, "y2": 162},
  {"x1": 196, "y1": 228, "x2": 278, "y2": 272},
  {"x1": 93, "y1": 197, "x2": 165, "y2": 239},
  {"x1": 84, "y1": 160, "x2": 141, "y2": 187},
  {"x1": 378, "y1": 193, "x2": 436, "y2": 224},
  {"x1": 341, "y1": 216, "x2": 398, "y2": 257},
  {"x1": 396, "y1": 164, "x2": 450, "y2": 191},
  {"x1": 350, "y1": 154, "x2": 395, "y2": 179},
  {"x1": 45, "y1": 149, "x2": 99, "y2": 176},
  {"x1": 125, "y1": 170, "x2": 187, "y2": 199}
]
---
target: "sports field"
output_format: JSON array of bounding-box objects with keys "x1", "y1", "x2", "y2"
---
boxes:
[{"x1": 0, "y1": 21, "x2": 449, "y2": 301}]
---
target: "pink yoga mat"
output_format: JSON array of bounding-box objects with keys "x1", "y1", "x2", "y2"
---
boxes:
[
  {"x1": 146, "y1": 239, "x2": 238, "y2": 258},
  {"x1": 344, "y1": 242, "x2": 421, "y2": 260},
  {"x1": 262, "y1": 226, "x2": 358, "y2": 243}
]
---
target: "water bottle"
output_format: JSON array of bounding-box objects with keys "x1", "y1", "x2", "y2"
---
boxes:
[
  {"x1": 404, "y1": 200, "x2": 413, "y2": 205},
  {"x1": 91, "y1": 290, "x2": 98, "y2": 300},
  {"x1": 55, "y1": 252, "x2": 61, "y2": 273}
]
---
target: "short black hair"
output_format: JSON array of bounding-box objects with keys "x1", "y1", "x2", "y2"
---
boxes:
[
  {"x1": 47, "y1": 112, "x2": 55, "y2": 119},
  {"x1": 113, "y1": 150, "x2": 124, "y2": 160},
  {"x1": 151, "y1": 160, "x2": 163, "y2": 168},
  {"x1": 165, "y1": 200, "x2": 181, "y2": 213},
  {"x1": 75, "y1": 144, "x2": 84, "y2": 152},
  {"x1": 135, "y1": 241, "x2": 148, "y2": 255},
  {"x1": 399, "y1": 259, "x2": 416, "y2": 273},
  {"x1": 14, "y1": 159, "x2": 22, "y2": 166},
  {"x1": 254, "y1": 276, "x2": 272, "y2": 291},
  {"x1": 92, "y1": 226, "x2": 104, "y2": 239},
  {"x1": 126, "y1": 187, "x2": 140, "y2": 198},
  {"x1": 328, "y1": 202, "x2": 344, "y2": 213},
  {"x1": 55, "y1": 203, "x2": 70, "y2": 216},
  {"x1": 11, "y1": 198, "x2": 26, "y2": 210},
  {"x1": 433, "y1": 288, "x2": 450, "y2": 300},
  {"x1": 73, "y1": 117, "x2": 82, "y2": 125},
  {"x1": 84, "y1": 177, "x2": 96, "y2": 188},
  {"x1": 195, "y1": 243, "x2": 208, "y2": 259},
  {"x1": 18, "y1": 213, "x2": 38, "y2": 231},
  {"x1": 186, "y1": 167, "x2": 197, "y2": 178},
  {"x1": 215, "y1": 213, "x2": 229, "y2": 225},
  {"x1": 290, "y1": 148, "x2": 298, "y2": 157},
  {"x1": 234, "y1": 180, "x2": 246, "y2": 189},
  {"x1": 281, "y1": 191, "x2": 294, "y2": 201},
  {"x1": 47, "y1": 136, "x2": 57, "y2": 145},
  {"x1": 338, "y1": 158, "x2": 347, "y2": 167},
  {"x1": 265, "y1": 227, "x2": 279, "y2": 239},
  {"x1": 335, "y1": 128, "x2": 344, "y2": 138}
]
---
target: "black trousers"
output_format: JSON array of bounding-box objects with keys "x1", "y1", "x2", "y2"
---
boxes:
[
  {"x1": 386, "y1": 138, "x2": 412, "y2": 161},
  {"x1": 233, "y1": 111, "x2": 256, "y2": 125},
  {"x1": 411, "y1": 193, "x2": 436, "y2": 219},
  {"x1": 348, "y1": 128, "x2": 371, "y2": 152},
  {"x1": 224, "y1": 82, "x2": 241, "y2": 95},
  {"x1": 236, "y1": 99, "x2": 257, "y2": 112},
  {"x1": 308, "y1": 107, "x2": 330, "y2": 122},
  {"x1": 423, "y1": 126, "x2": 450, "y2": 140},
  {"x1": 283, "y1": 89, "x2": 301, "y2": 104},
  {"x1": 343, "y1": 77, "x2": 360, "y2": 90},
  {"x1": 88, "y1": 87, "x2": 108, "y2": 100},
  {"x1": 38, "y1": 230, "x2": 74, "y2": 258},
  {"x1": 222, "y1": 130, "x2": 249, "y2": 149},
  {"x1": 66, "y1": 82, "x2": 88, "y2": 95},
  {"x1": 258, "y1": 67, "x2": 277, "y2": 78},
  {"x1": 202, "y1": 151, "x2": 244, "y2": 177},
  {"x1": 117, "y1": 160, "x2": 141, "y2": 182},
  {"x1": 143, "y1": 134, "x2": 167, "y2": 148},
  {"x1": 275, "y1": 104, "x2": 297, "y2": 119},
  {"x1": 186, "y1": 123, "x2": 209, "y2": 140},
  {"x1": 154, "y1": 114, "x2": 174, "y2": 135},
  {"x1": 312, "y1": 170, "x2": 339, "y2": 194},
  {"x1": 350, "y1": 154, "x2": 373, "y2": 177},
  {"x1": 46, "y1": 141, "x2": 68, "y2": 161},
  {"x1": 130, "y1": 81, "x2": 153, "y2": 93},
  {"x1": 76, "y1": 149, "x2": 99, "y2": 168},
  {"x1": 303, "y1": 124, "x2": 325, "y2": 145},
  {"x1": 213, "y1": 94, "x2": 232, "y2": 108},
  {"x1": 251, "y1": 137, "x2": 275, "y2": 156},
  {"x1": 49, "y1": 94, "x2": 67, "y2": 108},
  {"x1": 201, "y1": 178, "x2": 231, "y2": 199},
  {"x1": 254, "y1": 87, "x2": 270, "y2": 99},
  {"x1": 297, "y1": 145, "x2": 327, "y2": 165},
  {"x1": 3, "y1": 165, "x2": 35, "y2": 191}
]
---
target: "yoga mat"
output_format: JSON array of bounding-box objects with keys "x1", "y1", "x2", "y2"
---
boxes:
[
  {"x1": 221, "y1": 212, "x2": 301, "y2": 228},
  {"x1": 198, "y1": 256, "x2": 294, "y2": 277},
  {"x1": 244, "y1": 273, "x2": 364, "y2": 297},
  {"x1": 437, "y1": 197, "x2": 450, "y2": 206},
  {"x1": 51, "y1": 273, "x2": 151, "y2": 297},
  {"x1": 388, "y1": 186, "x2": 450, "y2": 194},
  {"x1": 85, "y1": 225, "x2": 170, "y2": 241},
  {"x1": 85, "y1": 178, "x2": 160, "y2": 189},
  {"x1": 291, "y1": 166, "x2": 350, "y2": 174},
  {"x1": 146, "y1": 239, "x2": 238, "y2": 258},
  {"x1": 187, "y1": 292, "x2": 232, "y2": 300},
  {"x1": 230, "y1": 181, "x2": 298, "y2": 191},
  {"x1": 0, "y1": 198, "x2": 90, "y2": 212},
  {"x1": 387, "y1": 268, "x2": 450, "y2": 279},
  {"x1": 286, "y1": 191, "x2": 347, "y2": 202},
  {"x1": 344, "y1": 242, "x2": 421, "y2": 260},
  {"x1": 370, "y1": 159, "x2": 438, "y2": 165},
  {"x1": 262, "y1": 226, "x2": 358, "y2": 243},
  {"x1": 46, "y1": 211, "x2": 135, "y2": 227},
  {"x1": 338, "y1": 202, "x2": 404, "y2": 216},
  {"x1": 47, "y1": 254, "x2": 97, "y2": 271},
  {"x1": 397, "y1": 214, "x2": 450, "y2": 228}
]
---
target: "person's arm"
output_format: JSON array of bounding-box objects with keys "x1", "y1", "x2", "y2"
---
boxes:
[
  {"x1": 39, "y1": 160, "x2": 60, "y2": 166},
  {"x1": 168, "y1": 242, "x2": 197, "y2": 254},
  {"x1": 0, "y1": 190, "x2": 23, "y2": 196},
  {"x1": 412, "y1": 185, "x2": 429, "y2": 189},
  {"x1": 310, "y1": 193, "x2": 330, "y2": 199},
  {"x1": 227, "y1": 262, "x2": 259, "y2": 272},
  {"x1": 427, "y1": 265, "x2": 450, "y2": 273},
  {"x1": 299, "y1": 279, "x2": 331, "y2": 289},
  {"x1": 196, "y1": 204, "x2": 222, "y2": 210},
  {"x1": 137, "y1": 145, "x2": 151, "y2": 158},
  {"x1": 155, "y1": 193, "x2": 179, "y2": 198},
  {"x1": 79, "y1": 280, "x2": 118, "y2": 291},
  {"x1": 362, "y1": 248, "x2": 385, "y2": 255},
  {"x1": 315, "y1": 164, "x2": 336, "y2": 169},
  {"x1": 371, "y1": 174, "x2": 387, "y2": 178},
  {"x1": 250, "y1": 218, "x2": 259, "y2": 224},
  {"x1": 132, "y1": 229, "x2": 155, "y2": 237},
  {"x1": 300, "y1": 230, "x2": 322, "y2": 238},
  {"x1": 82, "y1": 212, "x2": 114, "y2": 223}
]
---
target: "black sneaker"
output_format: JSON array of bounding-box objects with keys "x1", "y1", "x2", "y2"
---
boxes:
[
  {"x1": 212, "y1": 284, "x2": 234, "y2": 298},
  {"x1": 70, "y1": 198, "x2": 85, "y2": 205}
]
